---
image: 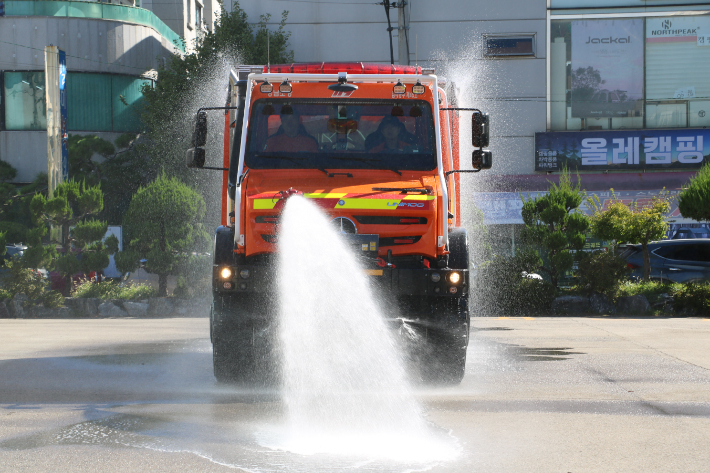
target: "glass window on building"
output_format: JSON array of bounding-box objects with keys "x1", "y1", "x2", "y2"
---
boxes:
[
  {"x1": 67, "y1": 73, "x2": 113, "y2": 132},
  {"x1": 549, "y1": 14, "x2": 710, "y2": 131},
  {"x1": 196, "y1": 1, "x2": 202, "y2": 28},
  {"x1": 3, "y1": 72, "x2": 47, "y2": 131},
  {"x1": 186, "y1": 0, "x2": 192, "y2": 29},
  {"x1": 645, "y1": 16, "x2": 710, "y2": 129},
  {"x1": 111, "y1": 75, "x2": 150, "y2": 133}
]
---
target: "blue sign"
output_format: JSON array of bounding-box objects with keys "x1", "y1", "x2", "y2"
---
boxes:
[
  {"x1": 535, "y1": 129, "x2": 710, "y2": 171},
  {"x1": 59, "y1": 50, "x2": 68, "y2": 180}
]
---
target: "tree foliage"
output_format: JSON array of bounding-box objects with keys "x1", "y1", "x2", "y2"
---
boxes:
[
  {"x1": 677, "y1": 163, "x2": 710, "y2": 223},
  {"x1": 521, "y1": 168, "x2": 590, "y2": 288},
  {"x1": 1, "y1": 259, "x2": 64, "y2": 308},
  {"x1": 140, "y1": 3, "x2": 294, "y2": 180},
  {"x1": 475, "y1": 249, "x2": 556, "y2": 315},
  {"x1": 30, "y1": 179, "x2": 118, "y2": 292},
  {"x1": 120, "y1": 174, "x2": 209, "y2": 296},
  {"x1": 575, "y1": 248, "x2": 630, "y2": 298},
  {"x1": 588, "y1": 190, "x2": 670, "y2": 280},
  {"x1": 66, "y1": 133, "x2": 153, "y2": 225},
  {"x1": 571, "y1": 66, "x2": 602, "y2": 101},
  {"x1": 0, "y1": 159, "x2": 47, "y2": 243}
]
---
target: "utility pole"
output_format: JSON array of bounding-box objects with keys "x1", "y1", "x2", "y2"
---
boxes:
[
  {"x1": 381, "y1": 1, "x2": 409, "y2": 65},
  {"x1": 397, "y1": 1, "x2": 409, "y2": 65}
]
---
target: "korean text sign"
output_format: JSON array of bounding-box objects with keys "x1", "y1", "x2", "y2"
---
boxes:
[{"x1": 535, "y1": 129, "x2": 709, "y2": 171}]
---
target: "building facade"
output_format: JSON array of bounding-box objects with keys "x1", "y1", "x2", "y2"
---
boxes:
[
  {"x1": 141, "y1": 0, "x2": 220, "y2": 49},
  {"x1": 235, "y1": 0, "x2": 710, "y2": 252},
  {"x1": 0, "y1": 0, "x2": 183, "y2": 182}
]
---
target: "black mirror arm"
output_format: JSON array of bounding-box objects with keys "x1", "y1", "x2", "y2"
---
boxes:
[
  {"x1": 445, "y1": 169, "x2": 482, "y2": 178},
  {"x1": 440, "y1": 108, "x2": 481, "y2": 113},
  {"x1": 236, "y1": 168, "x2": 249, "y2": 186},
  {"x1": 196, "y1": 106, "x2": 241, "y2": 115}
]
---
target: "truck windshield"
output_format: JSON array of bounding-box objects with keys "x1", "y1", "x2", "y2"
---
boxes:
[{"x1": 245, "y1": 100, "x2": 437, "y2": 172}]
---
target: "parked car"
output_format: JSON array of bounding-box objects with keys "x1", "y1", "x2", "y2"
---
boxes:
[
  {"x1": 0, "y1": 244, "x2": 48, "y2": 279},
  {"x1": 621, "y1": 239, "x2": 710, "y2": 283},
  {"x1": 2, "y1": 243, "x2": 27, "y2": 261},
  {"x1": 672, "y1": 227, "x2": 710, "y2": 239}
]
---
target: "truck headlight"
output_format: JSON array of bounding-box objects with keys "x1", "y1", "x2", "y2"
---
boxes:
[
  {"x1": 449, "y1": 272, "x2": 461, "y2": 284},
  {"x1": 431, "y1": 273, "x2": 441, "y2": 283},
  {"x1": 240, "y1": 269, "x2": 250, "y2": 279},
  {"x1": 220, "y1": 267, "x2": 232, "y2": 279}
]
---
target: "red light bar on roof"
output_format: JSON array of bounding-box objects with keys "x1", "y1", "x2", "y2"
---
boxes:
[{"x1": 263, "y1": 63, "x2": 425, "y2": 75}]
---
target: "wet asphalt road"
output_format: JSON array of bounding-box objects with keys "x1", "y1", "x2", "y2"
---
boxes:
[{"x1": 1, "y1": 316, "x2": 709, "y2": 472}]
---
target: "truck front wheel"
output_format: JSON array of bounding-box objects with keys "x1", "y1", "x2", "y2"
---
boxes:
[
  {"x1": 420, "y1": 297, "x2": 469, "y2": 385},
  {"x1": 211, "y1": 294, "x2": 277, "y2": 385}
]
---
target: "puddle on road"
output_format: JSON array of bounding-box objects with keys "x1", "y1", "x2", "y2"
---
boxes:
[
  {"x1": 506, "y1": 345, "x2": 586, "y2": 362},
  {"x1": 0, "y1": 414, "x2": 168, "y2": 451},
  {"x1": 0, "y1": 409, "x2": 459, "y2": 473},
  {"x1": 471, "y1": 326, "x2": 514, "y2": 332}
]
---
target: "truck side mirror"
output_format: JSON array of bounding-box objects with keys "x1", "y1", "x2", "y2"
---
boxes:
[
  {"x1": 194, "y1": 110, "x2": 208, "y2": 147},
  {"x1": 472, "y1": 149, "x2": 492, "y2": 170},
  {"x1": 472, "y1": 112, "x2": 489, "y2": 148},
  {"x1": 186, "y1": 147, "x2": 206, "y2": 168}
]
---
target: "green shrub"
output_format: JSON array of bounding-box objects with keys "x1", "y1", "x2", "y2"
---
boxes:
[
  {"x1": 72, "y1": 279, "x2": 157, "y2": 300},
  {"x1": 672, "y1": 281, "x2": 710, "y2": 314},
  {"x1": 475, "y1": 249, "x2": 556, "y2": 315},
  {"x1": 515, "y1": 277, "x2": 557, "y2": 314},
  {"x1": 576, "y1": 249, "x2": 630, "y2": 298},
  {"x1": 0, "y1": 288, "x2": 12, "y2": 301},
  {"x1": 617, "y1": 279, "x2": 679, "y2": 307},
  {"x1": 0, "y1": 259, "x2": 64, "y2": 308},
  {"x1": 172, "y1": 276, "x2": 189, "y2": 298},
  {"x1": 118, "y1": 283, "x2": 157, "y2": 300}
]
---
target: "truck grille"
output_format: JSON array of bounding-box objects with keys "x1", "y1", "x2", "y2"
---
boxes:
[
  {"x1": 379, "y1": 236, "x2": 422, "y2": 246},
  {"x1": 353, "y1": 216, "x2": 427, "y2": 225}
]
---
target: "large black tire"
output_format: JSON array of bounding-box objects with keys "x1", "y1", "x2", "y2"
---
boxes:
[
  {"x1": 448, "y1": 228, "x2": 470, "y2": 271},
  {"x1": 214, "y1": 226, "x2": 235, "y2": 266},
  {"x1": 420, "y1": 297, "x2": 469, "y2": 385},
  {"x1": 421, "y1": 228, "x2": 471, "y2": 385},
  {"x1": 211, "y1": 294, "x2": 278, "y2": 386},
  {"x1": 213, "y1": 322, "x2": 256, "y2": 383}
]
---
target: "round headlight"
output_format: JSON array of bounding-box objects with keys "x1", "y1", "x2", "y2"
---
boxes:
[
  {"x1": 240, "y1": 269, "x2": 250, "y2": 279},
  {"x1": 449, "y1": 272, "x2": 461, "y2": 284},
  {"x1": 220, "y1": 267, "x2": 232, "y2": 279},
  {"x1": 431, "y1": 273, "x2": 441, "y2": 283}
]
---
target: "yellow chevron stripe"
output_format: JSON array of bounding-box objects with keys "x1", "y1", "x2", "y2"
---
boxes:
[
  {"x1": 253, "y1": 199, "x2": 278, "y2": 210},
  {"x1": 335, "y1": 198, "x2": 402, "y2": 210},
  {"x1": 402, "y1": 195, "x2": 436, "y2": 201}
]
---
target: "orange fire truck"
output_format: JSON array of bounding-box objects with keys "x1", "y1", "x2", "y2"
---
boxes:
[{"x1": 186, "y1": 63, "x2": 491, "y2": 385}]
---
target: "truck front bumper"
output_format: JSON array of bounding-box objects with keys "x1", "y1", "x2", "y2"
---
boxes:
[{"x1": 213, "y1": 264, "x2": 468, "y2": 298}]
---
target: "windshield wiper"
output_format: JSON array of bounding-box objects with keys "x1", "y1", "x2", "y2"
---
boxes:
[
  {"x1": 372, "y1": 187, "x2": 431, "y2": 195},
  {"x1": 328, "y1": 156, "x2": 402, "y2": 176},
  {"x1": 254, "y1": 154, "x2": 328, "y2": 175}
]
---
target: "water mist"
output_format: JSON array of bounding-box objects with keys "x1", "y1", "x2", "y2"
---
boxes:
[{"x1": 265, "y1": 196, "x2": 457, "y2": 463}]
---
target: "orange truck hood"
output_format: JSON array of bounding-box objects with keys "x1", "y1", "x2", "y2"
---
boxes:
[{"x1": 242, "y1": 170, "x2": 442, "y2": 259}]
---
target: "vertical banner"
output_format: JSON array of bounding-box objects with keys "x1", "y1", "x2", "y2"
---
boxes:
[
  {"x1": 571, "y1": 19, "x2": 644, "y2": 118},
  {"x1": 45, "y1": 46, "x2": 62, "y2": 198},
  {"x1": 59, "y1": 50, "x2": 68, "y2": 181}
]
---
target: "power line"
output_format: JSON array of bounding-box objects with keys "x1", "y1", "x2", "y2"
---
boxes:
[
  {"x1": 264, "y1": 0, "x2": 379, "y2": 3},
  {"x1": 0, "y1": 39, "x2": 163, "y2": 73}
]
